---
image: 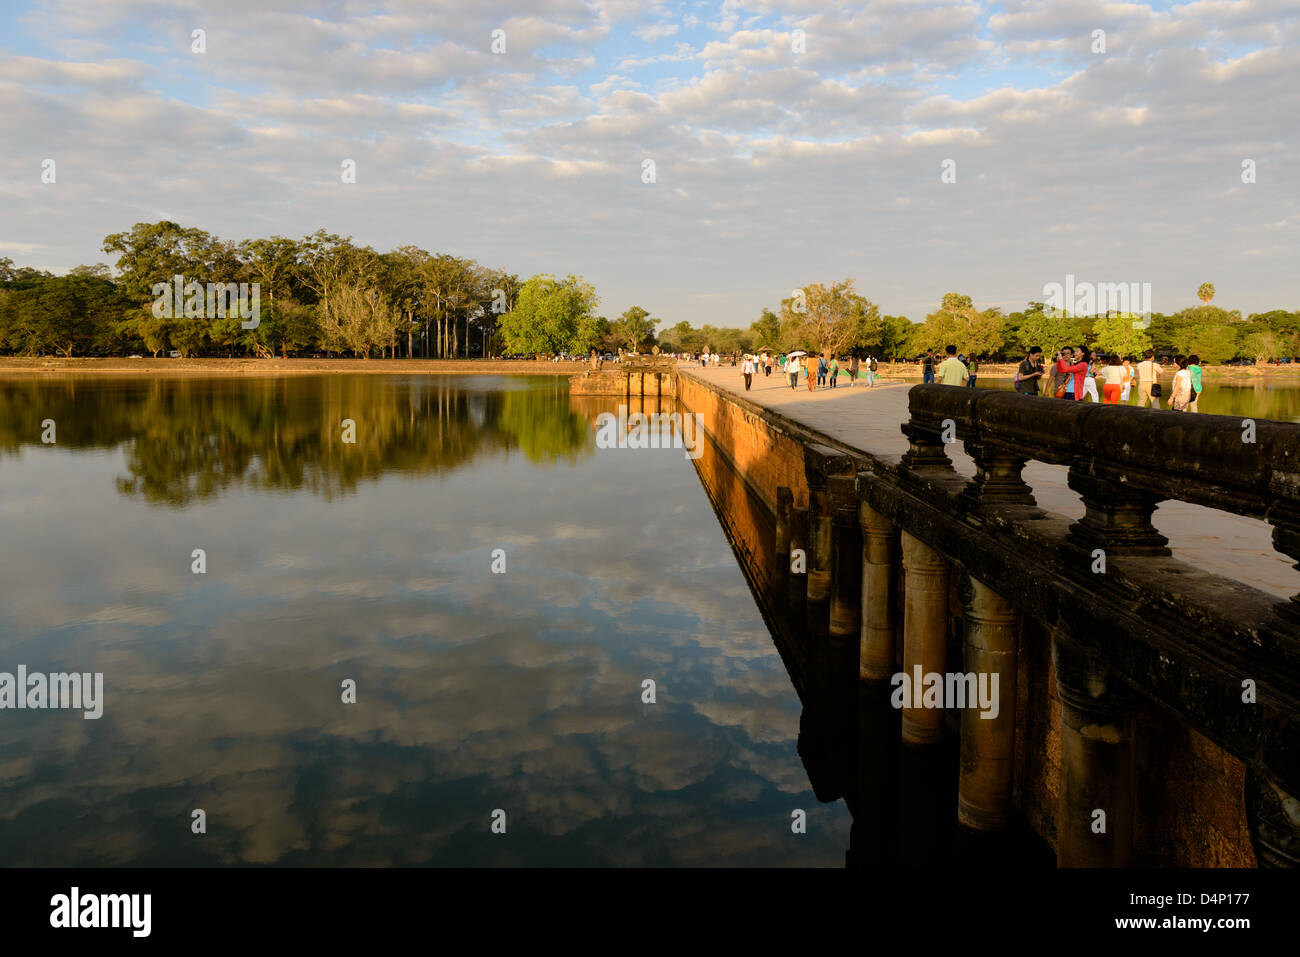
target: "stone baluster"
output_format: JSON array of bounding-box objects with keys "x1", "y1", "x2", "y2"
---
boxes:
[
  {"x1": 957, "y1": 574, "x2": 1019, "y2": 830},
  {"x1": 899, "y1": 419, "x2": 956, "y2": 474},
  {"x1": 960, "y1": 437, "x2": 1040, "y2": 515},
  {"x1": 1065, "y1": 467, "x2": 1170, "y2": 558},
  {"x1": 900, "y1": 532, "x2": 950, "y2": 746}
]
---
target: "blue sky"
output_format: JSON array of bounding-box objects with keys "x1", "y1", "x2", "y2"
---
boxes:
[{"x1": 1, "y1": 0, "x2": 1297, "y2": 325}]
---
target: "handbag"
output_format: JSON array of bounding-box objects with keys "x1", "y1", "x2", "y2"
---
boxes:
[{"x1": 1151, "y1": 382, "x2": 1162, "y2": 397}]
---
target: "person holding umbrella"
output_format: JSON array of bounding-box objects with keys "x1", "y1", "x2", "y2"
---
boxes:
[{"x1": 786, "y1": 350, "x2": 807, "y2": 391}]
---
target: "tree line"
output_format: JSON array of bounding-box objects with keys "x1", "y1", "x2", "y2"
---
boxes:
[
  {"x1": 0, "y1": 222, "x2": 659, "y2": 359},
  {"x1": 658, "y1": 280, "x2": 1300, "y2": 365},
  {"x1": 3, "y1": 231, "x2": 1297, "y2": 365}
]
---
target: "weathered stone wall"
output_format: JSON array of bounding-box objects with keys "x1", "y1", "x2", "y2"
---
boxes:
[
  {"x1": 569, "y1": 369, "x2": 678, "y2": 396},
  {"x1": 676, "y1": 371, "x2": 810, "y2": 513},
  {"x1": 678, "y1": 369, "x2": 1257, "y2": 867}
]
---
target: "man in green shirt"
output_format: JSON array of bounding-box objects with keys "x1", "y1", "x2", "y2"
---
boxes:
[
  {"x1": 1188, "y1": 354, "x2": 1203, "y2": 412},
  {"x1": 937, "y1": 344, "x2": 968, "y2": 386}
]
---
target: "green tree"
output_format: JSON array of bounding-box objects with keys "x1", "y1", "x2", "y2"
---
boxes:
[
  {"x1": 779, "y1": 279, "x2": 879, "y2": 355},
  {"x1": 101, "y1": 221, "x2": 219, "y2": 300},
  {"x1": 496, "y1": 274, "x2": 599, "y2": 355},
  {"x1": 918, "y1": 292, "x2": 1005, "y2": 357},
  {"x1": 750, "y1": 308, "x2": 782, "y2": 349},
  {"x1": 1010, "y1": 302, "x2": 1080, "y2": 358},
  {"x1": 612, "y1": 306, "x2": 659, "y2": 352},
  {"x1": 1197, "y1": 282, "x2": 1215, "y2": 305},
  {"x1": 1091, "y1": 312, "x2": 1151, "y2": 358}
]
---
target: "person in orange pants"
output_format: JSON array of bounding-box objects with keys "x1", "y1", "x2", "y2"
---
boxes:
[{"x1": 1099, "y1": 354, "x2": 1125, "y2": 403}]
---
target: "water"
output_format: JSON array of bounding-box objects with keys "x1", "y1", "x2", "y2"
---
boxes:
[{"x1": 0, "y1": 374, "x2": 852, "y2": 866}]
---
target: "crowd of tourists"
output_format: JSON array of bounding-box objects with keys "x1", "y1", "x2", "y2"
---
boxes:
[
  {"x1": 764, "y1": 352, "x2": 881, "y2": 392},
  {"x1": 1009, "y1": 346, "x2": 1204, "y2": 411},
  {"x1": 712, "y1": 351, "x2": 883, "y2": 393}
]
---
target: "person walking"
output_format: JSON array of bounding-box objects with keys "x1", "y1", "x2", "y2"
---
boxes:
[
  {"x1": 787, "y1": 355, "x2": 800, "y2": 390},
  {"x1": 921, "y1": 350, "x2": 936, "y2": 384},
  {"x1": 868, "y1": 355, "x2": 878, "y2": 387},
  {"x1": 816, "y1": 355, "x2": 828, "y2": 386},
  {"x1": 1170, "y1": 355, "x2": 1194, "y2": 412},
  {"x1": 1055, "y1": 346, "x2": 1088, "y2": 400},
  {"x1": 829, "y1": 357, "x2": 840, "y2": 388},
  {"x1": 1099, "y1": 354, "x2": 1125, "y2": 404},
  {"x1": 764, "y1": 354, "x2": 773, "y2": 377},
  {"x1": 1188, "y1": 354, "x2": 1203, "y2": 412},
  {"x1": 1016, "y1": 346, "x2": 1045, "y2": 395},
  {"x1": 848, "y1": 355, "x2": 859, "y2": 387},
  {"x1": 1120, "y1": 357, "x2": 1134, "y2": 403},
  {"x1": 966, "y1": 356, "x2": 980, "y2": 388},
  {"x1": 806, "y1": 355, "x2": 816, "y2": 392},
  {"x1": 741, "y1": 354, "x2": 755, "y2": 391},
  {"x1": 938, "y1": 345, "x2": 968, "y2": 386},
  {"x1": 1136, "y1": 349, "x2": 1161, "y2": 408}
]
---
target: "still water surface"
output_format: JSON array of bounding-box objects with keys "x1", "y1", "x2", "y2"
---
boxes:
[{"x1": 0, "y1": 375, "x2": 852, "y2": 865}]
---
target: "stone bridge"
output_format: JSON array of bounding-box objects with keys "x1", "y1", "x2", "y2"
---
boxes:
[{"x1": 675, "y1": 369, "x2": 1300, "y2": 867}]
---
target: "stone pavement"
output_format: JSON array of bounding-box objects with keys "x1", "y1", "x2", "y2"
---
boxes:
[{"x1": 681, "y1": 362, "x2": 1295, "y2": 600}]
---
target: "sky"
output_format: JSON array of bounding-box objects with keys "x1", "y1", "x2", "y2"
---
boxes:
[{"x1": 0, "y1": 0, "x2": 1296, "y2": 327}]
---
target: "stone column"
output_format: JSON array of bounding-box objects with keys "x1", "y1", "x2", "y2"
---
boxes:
[
  {"x1": 957, "y1": 575, "x2": 1019, "y2": 830},
  {"x1": 828, "y1": 475, "x2": 862, "y2": 642},
  {"x1": 1053, "y1": 636, "x2": 1137, "y2": 867},
  {"x1": 858, "y1": 498, "x2": 897, "y2": 682},
  {"x1": 807, "y1": 487, "x2": 833, "y2": 606},
  {"x1": 900, "y1": 532, "x2": 950, "y2": 746}
]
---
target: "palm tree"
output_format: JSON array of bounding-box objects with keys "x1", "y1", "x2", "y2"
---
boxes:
[{"x1": 1197, "y1": 282, "x2": 1215, "y2": 305}]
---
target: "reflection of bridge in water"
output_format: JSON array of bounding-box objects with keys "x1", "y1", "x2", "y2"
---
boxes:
[{"x1": 671, "y1": 368, "x2": 1300, "y2": 868}]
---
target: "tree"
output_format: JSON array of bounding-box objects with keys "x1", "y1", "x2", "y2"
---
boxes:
[
  {"x1": 1091, "y1": 312, "x2": 1152, "y2": 358},
  {"x1": 750, "y1": 308, "x2": 782, "y2": 349},
  {"x1": 918, "y1": 292, "x2": 1004, "y2": 357},
  {"x1": 779, "y1": 279, "x2": 879, "y2": 355},
  {"x1": 1197, "y1": 283, "x2": 1215, "y2": 305},
  {"x1": 1171, "y1": 305, "x2": 1238, "y2": 364},
  {"x1": 320, "y1": 282, "x2": 400, "y2": 357},
  {"x1": 612, "y1": 306, "x2": 659, "y2": 352},
  {"x1": 1009, "y1": 301, "x2": 1081, "y2": 358},
  {"x1": 101, "y1": 221, "x2": 219, "y2": 300},
  {"x1": 496, "y1": 274, "x2": 599, "y2": 355},
  {"x1": 68, "y1": 263, "x2": 113, "y2": 280},
  {"x1": 1242, "y1": 329, "x2": 1282, "y2": 365}
]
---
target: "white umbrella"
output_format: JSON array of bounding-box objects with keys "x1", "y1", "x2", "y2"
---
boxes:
[{"x1": 786, "y1": 350, "x2": 807, "y2": 358}]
